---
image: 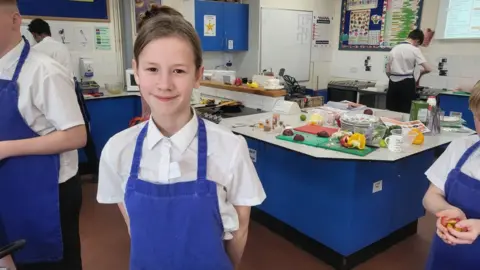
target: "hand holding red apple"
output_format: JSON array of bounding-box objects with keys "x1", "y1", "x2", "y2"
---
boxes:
[
  {"x1": 446, "y1": 219, "x2": 480, "y2": 245},
  {"x1": 435, "y1": 208, "x2": 466, "y2": 245}
]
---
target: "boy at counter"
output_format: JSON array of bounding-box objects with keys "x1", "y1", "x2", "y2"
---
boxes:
[
  {"x1": 96, "y1": 7, "x2": 266, "y2": 269},
  {"x1": 423, "y1": 85, "x2": 480, "y2": 269}
]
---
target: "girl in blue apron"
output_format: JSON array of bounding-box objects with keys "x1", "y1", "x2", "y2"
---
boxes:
[
  {"x1": 423, "y1": 85, "x2": 480, "y2": 269},
  {"x1": 97, "y1": 7, "x2": 266, "y2": 270}
]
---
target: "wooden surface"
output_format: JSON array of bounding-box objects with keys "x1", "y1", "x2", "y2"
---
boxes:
[{"x1": 200, "y1": 81, "x2": 286, "y2": 97}]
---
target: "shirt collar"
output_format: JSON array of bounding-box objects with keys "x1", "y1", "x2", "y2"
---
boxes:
[
  {"x1": 146, "y1": 108, "x2": 199, "y2": 154},
  {"x1": 0, "y1": 39, "x2": 25, "y2": 72}
]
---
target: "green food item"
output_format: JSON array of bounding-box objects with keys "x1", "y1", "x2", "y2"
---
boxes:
[
  {"x1": 384, "y1": 125, "x2": 401, "y2": 138},
  {"x1": 379, "y1": 139, "x2": 387, "y2": 148},
  {"x1": 300, "y1": 114, "x2": 307, "y2": 121}
]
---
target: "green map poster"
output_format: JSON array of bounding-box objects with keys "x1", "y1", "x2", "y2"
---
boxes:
[{"x1": 339, "y1": 0, "x2": 424, "y2": 51}]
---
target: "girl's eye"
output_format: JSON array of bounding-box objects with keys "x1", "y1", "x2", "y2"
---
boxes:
[
  {"x1": 173, "y1": 69, "x2": 186, "y2": 74},
  {"x1": 146, "y1": 68, "x2": 158, "y2": 72}
]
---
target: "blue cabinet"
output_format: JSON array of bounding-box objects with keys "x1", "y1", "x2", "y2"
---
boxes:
[{"x1": 195, "y1": 1, "x2": 249, "y2": 51}]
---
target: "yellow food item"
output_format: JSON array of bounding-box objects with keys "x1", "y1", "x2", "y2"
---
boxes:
[
  {"x1": 347, "y1": 133, "x2": 366, "y2": 150},
  {"x1": 408, "y1": 128, "x2": 424, "y2": 145}
]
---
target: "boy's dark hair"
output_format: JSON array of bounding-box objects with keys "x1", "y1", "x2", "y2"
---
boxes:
[
  {"x1": 28, "y1": 18, "x2": 51, "y2": 36},
  {"x1": 408, "y1": 29, "x2": 424, "y2": 45}
]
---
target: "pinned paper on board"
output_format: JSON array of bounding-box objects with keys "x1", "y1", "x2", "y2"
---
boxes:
[
  {"x1": 95, "y1": 26, "x2": 111, "y2": 50},
  {"x1": 204, "y1": 15, "x2": 216, "y2": 36}
]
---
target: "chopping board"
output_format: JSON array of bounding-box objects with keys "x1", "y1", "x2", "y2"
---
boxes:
[
  {"x1": 276, "y1": 131, "x2": 376, "y2": 157},
  {"x1": 276, "y1": 132, "x2": 328, "y2": 147},
  {"x1": 294, "y1": 125, "x2": 339, "y2": 136}
]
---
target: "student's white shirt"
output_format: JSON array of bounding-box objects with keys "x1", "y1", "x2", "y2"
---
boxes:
[
  {"x1": 97, "y1": 112, "x2": 267, "y2": 239},
  {"x1": 425, "y1": 135, "x2": 480, "y2": 192},
  {"x1": 388, "y1": 43, "x2": 427, "y2": 82},
  {"x1": 33, "y1": 36, "x2": 73, "y2": 76},
  {"x1": 0, "y1": 39, "x2": 85, "y2": 183}
]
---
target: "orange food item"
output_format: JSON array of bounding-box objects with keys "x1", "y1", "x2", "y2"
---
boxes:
[{"x1": 408, "y1": 128, "x2": 424, "y2": 145}]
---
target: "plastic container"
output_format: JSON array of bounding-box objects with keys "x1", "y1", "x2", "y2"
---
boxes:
[{"x1": 105, "y1": 83, "x2": 123, "y2": 95}]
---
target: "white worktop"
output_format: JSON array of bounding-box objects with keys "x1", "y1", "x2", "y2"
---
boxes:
[{"x1": 219, "y1": 110, "x2": 475, "y2": 161}]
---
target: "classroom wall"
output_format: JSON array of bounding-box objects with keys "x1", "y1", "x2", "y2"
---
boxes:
[
  {"x1": 329, "y1": 0, "x2": 480, "y2": 90},
  {"x1": 21, "y1": 0, "x2": 124, "y2": 87}
]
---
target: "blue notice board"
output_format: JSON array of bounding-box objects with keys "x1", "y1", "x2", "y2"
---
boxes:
[
  {"x1": 18, "y1": 0, "x2": 109, "y2": 22},
  {"x1": 339, "y1": 0, "x2": 423, "y2": 51}
]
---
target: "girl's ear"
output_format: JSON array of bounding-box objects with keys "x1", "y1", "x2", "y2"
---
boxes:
[
  {"x1": 194, "y1": 66, "x2": 204, "y2": 89},
  {"x1": 132, "y1": 59, "x2": 140, "y2": 85}
]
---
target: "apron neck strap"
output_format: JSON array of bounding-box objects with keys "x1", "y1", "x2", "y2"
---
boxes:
[
  {"x1": 129, "y1": 116, "x2": 209, "y2": 181},
  {"x1": 11, "y1": 36, "x2": 30, "y2": 83},
  {"x1": 196, "y1": 117, "x2": 208, "y2": 181},
  {"x1": 455, "y1": 139, "x2": 480, "y2": 170}
]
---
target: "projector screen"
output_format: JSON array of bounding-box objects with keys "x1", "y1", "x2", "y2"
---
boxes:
[{"x1": 436, "y1": 0, "x2": 480, "y2": 39}]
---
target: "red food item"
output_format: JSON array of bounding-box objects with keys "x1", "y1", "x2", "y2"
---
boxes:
[
  {"x1": 282, "y1": 129, "x2": 294, "y2": 136},
  {"x1": 339, "y1": 135, "x2": 349, "y2": 147},
  {"x1": 363, "y1": 109, "x2": 373, "y2": 115},
  {"x1": 293, "y1": 134, "x2": 305, "y2": 142}
]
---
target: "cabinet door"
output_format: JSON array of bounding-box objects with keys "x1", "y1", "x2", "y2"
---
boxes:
[
  {"x1": 195, "y1": 1, "x2": 225, "y2": 51},
  {"x1": 223, "y1": 3, "x2": 249, "y2": 51}
]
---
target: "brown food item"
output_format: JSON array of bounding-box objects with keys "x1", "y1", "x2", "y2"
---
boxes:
[
  {"x1": 282, "y1": 129, "x2": 294, "y2": 136},
  {"x1": 264, "y1": 125, "x2": 271, "y2": 132},
  {"x1": 317, "y1": 131, "x2": 330, "y2": 137},
  {"x1": 293, "y1": 134, "x2": 305, "y2": 142},
  {"x1": 363, "y1": 109, "x2": 373, "y2": 115}
]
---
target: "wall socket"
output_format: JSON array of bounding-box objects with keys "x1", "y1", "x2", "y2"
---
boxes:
[{"x1": 372, "y1": 180, "x2": 383, "y2": 193}]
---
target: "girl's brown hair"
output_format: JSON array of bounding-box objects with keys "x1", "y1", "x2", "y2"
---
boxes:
[
  {"x1": 137, "y1": 4, "x2": 183, "y2": 30},
  {"x1": 134, "y1": 6, "x2": 202, "y2": 70},
  {"x1": 469, "y1": 84, "x2": 480, "y2": 117}
]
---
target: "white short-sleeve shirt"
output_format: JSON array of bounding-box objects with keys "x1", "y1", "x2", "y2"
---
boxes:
[
  {"x1": 425, "y1": 135, "x2": 480, "y2": 192},
  {"x1": 389, "y1": 43, "x2": 427, "y2": 82},
  {"x1": 0, "y1": 39, "x2": 85, "y2": 183},
  {"x1": 32, "y1": 37, "x2": 73, "y2": 76},
  {"x1": 97, "y1": 112, "x2": 267, "y2": 239}
]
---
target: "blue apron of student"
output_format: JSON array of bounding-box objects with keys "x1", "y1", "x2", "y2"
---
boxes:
[
  {"x1": 426, "y1": 140, "x2": 480, "y2": 269},
  {"x1": 0, "y1": 38, "x2": 63, "y2": 263},
  {"x1": 125, "y1": 118, "x2": 233, "y2": 269},
  {"x1": 386, "y1": 41, "x2": 417, "y2": 114}
]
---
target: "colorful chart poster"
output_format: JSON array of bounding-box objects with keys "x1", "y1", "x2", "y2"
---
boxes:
[
  {"x1": 95, "y1": 26, "x2": 111, "y2": 50},
  {"x1": 339, "y1": 0, "x2": 424, "y2": 51}
]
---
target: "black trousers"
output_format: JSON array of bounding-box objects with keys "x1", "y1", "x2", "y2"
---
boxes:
[
  {"x1": 386, "y1": 78, "x2": 417, "y2": 114},
  {"x1": 17, "y1": 176, "x2": 83, "y2": 270}
]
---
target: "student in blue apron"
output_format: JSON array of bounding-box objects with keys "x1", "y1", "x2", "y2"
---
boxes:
[
  {"x1": 386, "y1": 29, "x2": 432, "y2": 113},
  {"x1": 96, "y1": 8, "x2": 266, "y2": 270},
  {"x1": 423, "y1": 85, "x2": 480, "y2": 269},
  {"x1": 0, "y1": 1, "x2": 86, "y2": 269}
]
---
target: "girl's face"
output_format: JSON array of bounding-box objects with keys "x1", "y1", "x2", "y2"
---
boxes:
[{"x1": 133, "y1": 36, "x2": 202, "y2": 118}]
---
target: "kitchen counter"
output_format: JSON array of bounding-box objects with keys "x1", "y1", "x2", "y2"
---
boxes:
[
  {"x1": 438, "y1": 92, "x2": 475, "y2": 130},
  {"x1": 200, "y1": 80, "x2": 287, "y2": 97},
  {"x1": 221, "y1": 109, "x2": 475, "y2": 269},
  {"x1": 220, "y1": 111, "x2": 474, "y2": 161},
  {"x1": 83, "y1": 90, "x2": 140, "y2": 100}
]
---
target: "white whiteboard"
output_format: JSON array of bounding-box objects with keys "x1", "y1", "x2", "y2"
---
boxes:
[{"x1": 260, "y1": 8, "x2": 312, "y2": 81}]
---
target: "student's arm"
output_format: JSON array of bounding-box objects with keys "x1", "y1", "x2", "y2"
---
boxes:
[
  {"x1": 385, "y1": 54, "x2": 392, "y2": 77},
  {"x1": 97, "y1": 139, "x2": 130, "y2": 233},
  {"x1": 0, "y1": 65, "x2": 85, "y2": 159},
  {"x1": 423, "y1": 139, "x2": 461, "y2": 214},
  {"x1": 414, "y1": 48, "x2": 431, "y2": 84},
  {"x1": 224, "y1": 206, "x2": 250, "y2": 268},
  {"x1": 0, "y1": 255, "x2": 16, "y2": 270},
  {"x1": 224, "y1": 136, "x2": 266, "y2": 268}
]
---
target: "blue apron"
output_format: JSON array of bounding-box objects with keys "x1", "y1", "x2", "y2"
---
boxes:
[
  {"x1": 426, "y1": 139, "x2": 480, "y2": 270},
  {"x1": 390, "y1": 41, "x2": 416, "y2": 77},
  {"x1": 125, "y1": 117, "x2": 233, "y2": 270},
  {"x1": 0, "y1": 38, "x2": 63, "y2": 264}
]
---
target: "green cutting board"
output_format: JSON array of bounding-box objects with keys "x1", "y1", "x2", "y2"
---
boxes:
[
  {"x1": 276, "y1": 132, "x2": 376, "y2": 156},
  {"x1": 276, "y1": 132, "x2": 329, "y2": 147},
  {"x1": 316, "y1": 140, "x2": 375, "y2": 157}
]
